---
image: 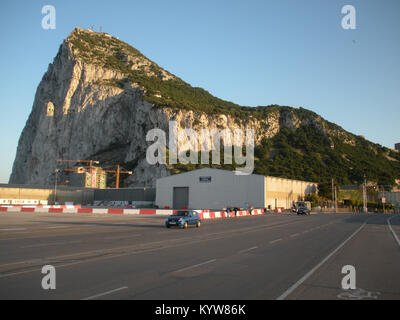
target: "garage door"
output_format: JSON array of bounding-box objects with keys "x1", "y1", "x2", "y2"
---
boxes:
[{"x1": 173, "y1": 187, "x2": 189, "y2": 209}]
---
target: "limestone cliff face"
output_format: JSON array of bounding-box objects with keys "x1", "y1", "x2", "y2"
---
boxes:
[{"x1": 9, "y1": 28, "x2": 358, "y2": 187}]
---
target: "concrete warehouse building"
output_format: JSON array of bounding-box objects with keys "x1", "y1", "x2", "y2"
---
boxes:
[{"x1": 155, "y1": 168, "x2": 317, "y2": 210}]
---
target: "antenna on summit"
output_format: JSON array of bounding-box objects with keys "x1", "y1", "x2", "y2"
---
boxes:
[{"x1": 100, "y1": 25, "x2": 102, "y2": 33}]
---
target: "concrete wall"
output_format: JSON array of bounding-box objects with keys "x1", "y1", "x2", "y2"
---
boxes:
[
  {"x1": 156, "y1": 168, "x2": 265, "y2": 210},
  {"x1": 0, "y1": 185, "x2": 94, "y2": 205},
  {"x1": 94, "y1": 188, "x2": 155, "y2": 202},
  {"x1": 0, "y1": 185, "x2": 156, "y2": 206},
  {"x1": 264, "y1": 177, "x2": 317, "y2": 209}
]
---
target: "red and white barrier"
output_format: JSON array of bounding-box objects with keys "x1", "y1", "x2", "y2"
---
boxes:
[
  {"x1": 0, "y1": 206, "x2": 171, "y2": 215},
  {"x1": 0, "y1": 206, "x2": 265, "y2": 220},
  {"x1": 1, "y1": 205, "x2": 82, "y2": 209},
  {"x1": 198, "y1": 209, "x2": 264, "y2": 220}
]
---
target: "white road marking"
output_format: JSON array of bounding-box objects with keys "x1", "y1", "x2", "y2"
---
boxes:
[
  {"x1": 0, "y1": 228, "x2": 26, "y2": 231},
  {"x1": 0, "y1": 218, "x2": 312, "y2": 278},
  {"x1": 387, "y1": 216, "x2": 400, "y2": 248},
  {"x1": 30, "y1": 225, "x2": 116, "y2": 233},
  {"x1": 46, "y1": 226, "x2": 68, "y2": 229},
  {"x1": 104, "y1": 234, "x2": 142, "y2": 240},
  {"x1": 174, "y1": 259, "x2": 217, "y2": 273},
  {"x1": 238, "y1": 246, "x2": 258, "y2": 254},
  {"x1": 81, "y1": 286, "x2": 128, "y2": 300},
  {"x1": 277, "y1": 220, "x2": 368, "y2": 300},
  {"x1": 270, "y1": 238, "x2": 282, "y2": 244},
  {"x1": 20, "y1": 240, "x2": 81, "y2": 249},
  {"x1": 0, "y1": 237, "x2": 25, "y2": 241},
  {"x1": 290, "y1": 233, "x2": 300, "y2": 238}
]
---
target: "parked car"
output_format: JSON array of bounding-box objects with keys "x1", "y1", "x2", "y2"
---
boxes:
[
  {"x1": 165, "y1": 210, "x2": 201, "y2": 228},
  {"x1": 297, "y1": 206, "x2": 311, "y2": 215}
]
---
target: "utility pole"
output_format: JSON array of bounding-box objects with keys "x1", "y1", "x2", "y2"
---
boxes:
[
  {"x1": 54, "y1": 168, "x2": 59, "y2": 205},
  {"x1": 335, "y1": 186, "x2": 338, "y2": 213},
  {"x1": 332, "y1": 178, "x2": 335, "y2": 212},
  {"x1": 363, "y1": 174, "x2": 367, "y2": 213}
]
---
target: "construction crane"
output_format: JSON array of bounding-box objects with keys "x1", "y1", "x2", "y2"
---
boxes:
[
  {"x1": 56, "y1": 160, "x2": 131, "y2": 188},
  {"x1": 63, "y1": 167, "x2": 87, "y2": 173},
  {"x1": 57, "y1": 159, "x2": 101, "y2": 188},
  {"x1": 103, "y1": 165, "x2": 132, "y2": 189},
  {"x1": 57, "y1": 159, "x2": 100, "y2": 167}
]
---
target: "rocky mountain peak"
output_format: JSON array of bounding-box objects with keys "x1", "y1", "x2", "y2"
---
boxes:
[
  {"x1": 66, "y1": 27, "x2": 176, "y2": 82},
  {"x1": 9, "y1": 29, "x2": 400, "y2": 187}
]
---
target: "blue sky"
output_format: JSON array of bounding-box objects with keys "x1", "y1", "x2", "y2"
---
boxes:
[{"x1": 0, "y1": 0, "x2": 399, "y2": 183}]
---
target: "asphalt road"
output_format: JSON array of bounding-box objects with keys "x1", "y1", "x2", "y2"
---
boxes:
[{"x1": 0, "y1": 211, "x2": 399, "y2": 300}]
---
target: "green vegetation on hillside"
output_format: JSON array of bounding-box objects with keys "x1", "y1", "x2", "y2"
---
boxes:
[
  {"x1": 163, "y1": 124, "x2": 400, "y2": 185},
  {"x1": 253, "y1": 125, "x2": 400, "y2": 185}
]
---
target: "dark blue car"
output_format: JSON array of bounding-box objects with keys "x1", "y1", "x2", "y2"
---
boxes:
[{"x1": 165, "y1": 210, "x2": 201, "y2": 229}]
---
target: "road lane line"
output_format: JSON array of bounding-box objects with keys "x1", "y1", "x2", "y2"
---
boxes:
[
  {"x1": 387, "y1": 216, "x2": 400, "y2": 248},
  {"x1": 104, "y1": 234, "x2": 142, "y2": 240},
  {"x1": 290, "y1": 233, "x2": 300, "y2": 238},
  {"x1": 0, "y1": 228, "x2": 26, "y2": 231},
  {"x1": 20, "y1": 240, "x2": 81, "y2": 249},
  {"x1": 46, "y1": 226, "x2": 68, "y2": 229},
  {"x1": 0, "y1": 217, "x2": 315, "y2": 277},
  {"x1": 270, "y1": 238, "x2": 282, "y2": 244},
  {"x1": 1, "y1": 226, "x2": 120, "y2": 236},
  {"x1": 81, "y1": 286, "x2": 128, "y2": 300},
  {"x1": 174, "y1": 259, "x2": 217, "y2": 273},
  {"x1": 238, "y1": 246, "x2": 258, "y2": 254},
  {"x1": 276, "y1": 220, "x2": 368, "y2": 300},
  {"x1": 0, "y1": 237, "x2": 26, "y2": 241}
]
